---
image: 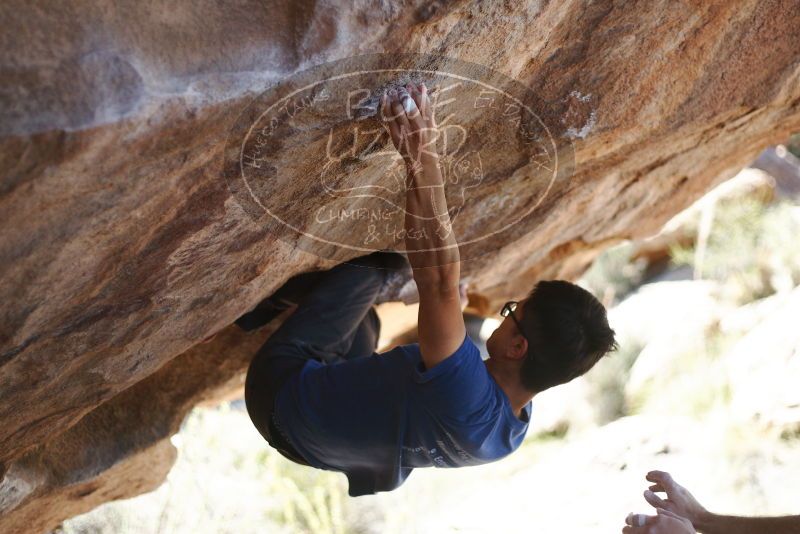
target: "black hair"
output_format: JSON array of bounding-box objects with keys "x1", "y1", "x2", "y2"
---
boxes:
[{"x1": 518, "y1": 280, "x2": 618, "y2": 393}]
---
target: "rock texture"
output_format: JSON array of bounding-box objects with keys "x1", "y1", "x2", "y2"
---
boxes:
[
  {"x1": 627, "y1": 166, "x2": 777, "y2": 278},
  {"x1": 1, "y1": 0, "x2": 800, "y2": 531},
  {"x1": 0, "y1": 311, "x2": 292, "y2": 534}
]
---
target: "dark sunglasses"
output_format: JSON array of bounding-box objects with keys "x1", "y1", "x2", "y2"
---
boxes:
[{"x1": 500, "y1": 301, "x2": 530, "y2": 343}]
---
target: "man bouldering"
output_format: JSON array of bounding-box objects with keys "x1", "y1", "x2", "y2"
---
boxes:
[{"x1": 241, "y1": 82, "x2": 619, "y2": 496}]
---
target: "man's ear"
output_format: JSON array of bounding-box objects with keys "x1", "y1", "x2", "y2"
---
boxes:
[{"x1": 508, "y1": 334, "x2": 528, "y2": 361}]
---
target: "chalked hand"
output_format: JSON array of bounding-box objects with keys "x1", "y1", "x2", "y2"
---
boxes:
[
  {"x1": 381, "y1": 82, "x2": 439, "y2": 173},
  {"x1": 622, "y1": 509, "x2": 696, "y2": 533}
]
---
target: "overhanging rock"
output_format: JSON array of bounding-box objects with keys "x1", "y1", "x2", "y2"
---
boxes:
[{"x1": 1, "y1": 1, "x2": 800, "y2": 531}]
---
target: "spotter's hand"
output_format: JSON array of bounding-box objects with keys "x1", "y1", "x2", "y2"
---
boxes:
[
  {"x1": 623, "y1": 509, "x2": 696, "y2": 534},
  {"x1": 643, "y1": 471, "x2": 708, "y2": 525}
]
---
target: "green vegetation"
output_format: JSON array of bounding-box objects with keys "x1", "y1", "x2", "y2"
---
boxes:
[
  {"x1": 264, "y1": 454, "x2": 347, "y2": 534},
  {"x1": 787, "y1": 133, "x2": 800, "y2": 159},
  {"x1": 580, "y1": 241, "x2": 649, "y2": 305},
  {"x1": 584, "y1": 340, "x2": 645, "y2": 424},
  {"x1": 59, "y1": 406, "x2": 353, "y2": 534},
  {"x1": 580, "y1": 176, "x2": 800, "y2": 425},
  {"x1": 670, "y1": 197, "x2": 800, "y2": 304},
  {"x1": 625, "y1": 325, "x2": 740, "y2": 418}
]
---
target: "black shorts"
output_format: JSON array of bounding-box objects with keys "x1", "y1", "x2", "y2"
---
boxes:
[
  {"x1": 244, "y1": 353, "x2": 310, "y2": 466},
  {"x1": 242, "y1": 250, "x2": 393, "y2": 467}
]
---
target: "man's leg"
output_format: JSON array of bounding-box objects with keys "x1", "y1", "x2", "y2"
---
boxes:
[
  {"x1": 256, "y1": 251, "x2": 394, "y2": 366},
  {"x1": 244, "y1": 251, "x2": 401, "y2": 451},
  {"x1": 342, "y1": 305, "x2": 381, "y2": 361},
  {"x1": 235, "y1": 270, "x2": 326, "y2": 332}
]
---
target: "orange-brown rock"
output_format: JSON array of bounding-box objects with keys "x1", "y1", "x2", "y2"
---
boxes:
[
  {"x1": 0, "y1": 314, "x2": 290, "y2": 534},
  {"x1": 2, "y1": 1, "x2": 800, "y2": 531}
]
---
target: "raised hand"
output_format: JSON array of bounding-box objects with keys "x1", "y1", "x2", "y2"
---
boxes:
[
  {"x1": 643, "y1": 470, "x2": 708, "y2": 526},
  {"x1": 628, "y1": 470, "x2": 800, "y2": 534},
  {"x1": 381, "y1": 82, "x2": 440, "y2": 173}
]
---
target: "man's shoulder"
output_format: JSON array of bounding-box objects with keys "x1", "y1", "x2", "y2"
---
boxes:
[
  {"x1": 380, "y1": 332, "x2": 479, "y2": 357},
  {"x1": 377, "y1": 340, "x2": 423, "y2": 368},
  {"x1": 411, "y1": 333, "x2": 483, "y2": 377}
]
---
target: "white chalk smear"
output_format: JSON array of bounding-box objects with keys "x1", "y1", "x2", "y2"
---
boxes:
[
  {"x1": 569, "y1": 90, "x2": 592, "y2": 102},
  {"x1": 564, "y1": 109, "x2": 596, "y2": 139},
  {"x1": 626, "y1": 513, "x2": 648, "y2": 527}
]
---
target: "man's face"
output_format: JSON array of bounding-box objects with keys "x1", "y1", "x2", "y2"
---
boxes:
[{"x1": 486, "y1": 297, "x2": 529, "y2": 360}]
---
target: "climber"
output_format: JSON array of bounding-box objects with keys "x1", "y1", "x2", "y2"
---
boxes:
[
  {"x1": 623, "y1": 470, "x2": 800, "y2": 533},
  {"x1": 241, "y1": 82, "x2": 618, "y2": 496}
]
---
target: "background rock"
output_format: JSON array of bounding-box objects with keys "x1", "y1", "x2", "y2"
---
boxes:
[
  {"x1": 2, "y1": 0, "x2": 800, "y2": 531},
  {"x1": 620, "y1": 280, "x2": 726, "y2": 398},
  {"x1": 751, "y1": 145, "x2": 800, "y2": 200},
  {"x1": 627, "y1": 167, "x2": 777, "y2": 275},
  {"x1": 724, "y1": 285, "x2": 800, "y2": 429},
  {"x1": 0, "y1": 310, "x2": 291, "y2": 534}
]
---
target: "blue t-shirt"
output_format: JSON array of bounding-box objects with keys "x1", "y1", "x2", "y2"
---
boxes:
[{"x1": 273, "y1": 332, "x2": 531, "y2": 496}]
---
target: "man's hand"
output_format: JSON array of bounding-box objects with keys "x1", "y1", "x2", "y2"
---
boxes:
[
  {"x1": 381, "y1": 81, "x2": 456, "y2": 274},
  {"x1": 643, "y1": 471, "x2": 709, "y2": 526},
  {"x1": 381, "y1": 82, "x2": 439, "y2": 173},
  {"x1": 623, "y1": 509, "x2": 696, "y2": 534}
]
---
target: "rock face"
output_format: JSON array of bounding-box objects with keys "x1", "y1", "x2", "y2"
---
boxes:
[
  {"x1": 0, "y1": 313, "x2": 292, "y2": 534},
  {"x1": 1, "y1": 0, "x2": 799, "y2": 531}
]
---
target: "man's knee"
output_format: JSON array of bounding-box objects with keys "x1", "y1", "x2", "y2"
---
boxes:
[{"x1": 367, "y1": 307, "x2": 381, "y2": 349}]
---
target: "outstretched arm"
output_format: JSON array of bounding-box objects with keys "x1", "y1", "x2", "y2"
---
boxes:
[
  {"x1": 694, "y1": 513, "x2": 800, "y2": 534},
  {"x1": 382, "y1": 82, "x2": 466, "y2": 370},
  {"x1": 624, "y1": 470, "x2": 800, "y2": 534}
]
